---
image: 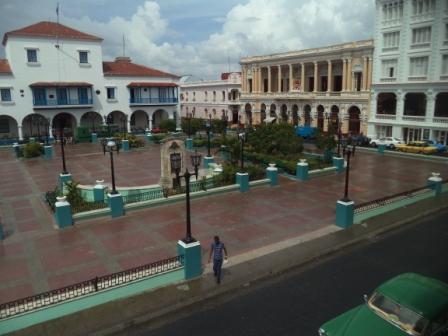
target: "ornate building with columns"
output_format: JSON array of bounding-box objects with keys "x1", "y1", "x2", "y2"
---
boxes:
[
  {"x1": 368, "y1": 0, "x2": 448, "y2": 144},
  {"x1": 240, "y1": 40, "x2": 374, "y2": 135}
]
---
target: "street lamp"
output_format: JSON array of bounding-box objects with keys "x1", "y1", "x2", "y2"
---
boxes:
[
  {"x1": 205, "y1": 114, "x2": 212, "y2": 157},
  {"x1": 101, "y1": 138, "x2": 120, "y2": 194},
  {"x1": 120, "y1": 115, "x2": 127, "y2": 137},
  {"x1": 336, "y1": 116, "x2": 342, "y2": 157},
  {"x1": 170, "y1": 150, "x2": 202, "y2": 243},
  {"x1": 340, "y1": 139, "x2": 352, "y2": 202},
  {"x1": 59, "y1": 124, "x2": 68, "y2": 174},
  {"x1": 238, "y1": 130, "x2": 246, "y2": 172},
  {"x1": 104, "y1": 115, "x2": 113, "y2": 137},
  {"x1": 45, "y1": 117, "x2": 51, "y2": 145}
]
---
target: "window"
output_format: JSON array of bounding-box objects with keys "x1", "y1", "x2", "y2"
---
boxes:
[
  {"x1": 0, "y1": 118, "x2": 10, "y2": 133},
  {"x1": 0, "y1": 88, "x2": 12, "y2": 102},
  {"x1": 79, "y1": 51, "x2": 88, "y2": 64},
  {"x1": 409, "y1": 56, "x2": 429, "y2": 77},
  {"x1": 204, "y1": 91, "x2": 208, "y2": 101},
  {"x1": 412, "y1": 26, "x2": 431, "y2": 45},
  {"x1": 383, "y1": 31, "x2": 400, "y2": 48},
  {"x1": 382, "y1": 1, "x2": 404, "y2": 21},
  {"x1": 381, "y1": 59, "x2": 397, "y2": 78},
  {"x1": 412, "y1": 0, "x2": 436, "y2": 15},
  {"x1": 27, "y1": 49, "x2": 37, "y2": 63},
  {"x1": 107, "y1": 87, "x2": 116, "y2": 100},
  {"x1": 445, "y1": 23, "x2": 448, "y2": 41},
  {"x1": 442, "y1": 55, "x2": 448, "y2": 75}
]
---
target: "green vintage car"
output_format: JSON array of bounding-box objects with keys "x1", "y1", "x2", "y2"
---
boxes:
[{"x1": 319, "y1": 273, "x2": 448, "y2": 336}]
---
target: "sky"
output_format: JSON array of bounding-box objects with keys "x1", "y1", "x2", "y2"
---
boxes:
[{"x1": 0, "y1": 0, "x2": 375, "y2": 79}]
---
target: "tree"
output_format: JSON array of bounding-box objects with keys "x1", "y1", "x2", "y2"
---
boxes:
[{"x1": 159, "y1": 119, "x2": 177, "y2": 133}]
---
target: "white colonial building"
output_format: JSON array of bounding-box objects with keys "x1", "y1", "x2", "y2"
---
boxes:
[
  {"x1": 368, "y1": 0, "x2": 448, "y2": 144},
  {"x1": 180, "y1": 72, "x2": 241, "y2": 124},
  {"x1": 0, "y1": 21, "x2": 180, "y2": 141},
  {"x1": 240, "y1": 40, "x2": 373, "y2": 135}
]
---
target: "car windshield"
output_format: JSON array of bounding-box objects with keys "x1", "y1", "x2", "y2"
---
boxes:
[{"x1": 368, "y1": 292, "x2": 428, "y2": 335}]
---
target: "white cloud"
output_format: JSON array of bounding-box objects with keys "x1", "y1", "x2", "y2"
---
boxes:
[{"x1": 0, "y1": 0, "x2": 375, "y2": 79}]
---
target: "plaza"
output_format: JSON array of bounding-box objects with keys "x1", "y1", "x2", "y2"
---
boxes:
[{"x1": 0, "y1": 142, "x2": 446, "y2": 305}]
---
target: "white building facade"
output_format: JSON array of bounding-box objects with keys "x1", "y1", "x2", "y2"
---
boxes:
[
  {"x1": 0, "y1": 21, "x2": 180, "y2": 141},
  {"x1": 368, "y1": 0, "x2": 448, "y2": 144},
  {"x1": 180, "y1": 73, "x2": 241, "y2": 124}
]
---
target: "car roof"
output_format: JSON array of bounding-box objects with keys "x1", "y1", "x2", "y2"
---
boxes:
[{"x1": 377, "y1": 273, "x2": 448, "y2": 319}]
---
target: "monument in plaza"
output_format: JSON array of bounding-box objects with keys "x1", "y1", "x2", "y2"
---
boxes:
[{"x1": 159, "y1": 139, "x2": 186, "y2": 189}]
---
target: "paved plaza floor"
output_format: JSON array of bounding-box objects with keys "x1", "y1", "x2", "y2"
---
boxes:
[{"x1": 0, "y1": 143, "x2": 447, "y2": 303}]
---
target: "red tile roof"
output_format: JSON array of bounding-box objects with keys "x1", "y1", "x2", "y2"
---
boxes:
[
  {"x1": 29, "y1": 82, "x2": 92, "y2": 87},
  {"x1": 127, "y1": 82, "x2": 178, "y2": 87},
  {"x1": 0, "y1": 59, "x2": 12, "y2": 74},
  {"x1": 103, "y1": 58, "x2": 179, "y2": 78},
  {"x1": 2, "y1": 21, "x2": 103, "y2": 46}
]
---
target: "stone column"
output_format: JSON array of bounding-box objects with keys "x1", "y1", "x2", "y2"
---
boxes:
[
  {"x1": 242, "y1": 66, "x2": 247, "y2": 92},
  {"x1": 367, "y1": 58, "x2": 373, "y2": 90},
  {"x1": 396, "y1": 90, "x2": 404, "y2": 120},
  {"x1": 301, "y1": 63, "x2": 305, "y2": 92},
  {"x1": 256, "y1": 67, "x2": 261, "y2": 93},
  {"x1": 278, "y1": 65, "x2": 282, "y2": 92},
  {"x1": 268, "y1": 66, "x2": 272, "y2": 93},
  {"x1": 289, "y1": 64, "x2": 293, "y2": 92},
  {"x1": 362, "y1": 56, "x2": 368, "y2": 91},
  {"x1": 342, "y1": 59, "x2": 347, "y2": 91},
  {"x1": 18, "y1": 125, "x2": 23, "y2": 140},
  {"x1": 313, "y1": 62, "x2": 318, "y2": 93},
  {"x1": 327, "y1": 60, "x2": 332, "y2": 93},
  {"x1": 426, "y1": 90, "x2": 436, "y2": 122},
  {"x1": 346, "y1": 58, "x2": 352, "y2": 92},
  {"x1": 127, "y1": 118, "x2": 131, "y2": 133}
]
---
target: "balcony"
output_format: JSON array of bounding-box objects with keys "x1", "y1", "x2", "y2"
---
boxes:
[
  {"x1": 402, "y1": 116, "x2": 425, "y2": 122},
  {"x1": 375, "y1": 114, "x2": 396, "y2": 120},
  {"x1": 33, "y1": 98, "x2": 93, "y2": 108},
  {"x1": 433, "y1": 117, "x2": 448, "y2": 124},
  {"x1": 129, "y1": 97, "x2": 178, "y2": 105}
]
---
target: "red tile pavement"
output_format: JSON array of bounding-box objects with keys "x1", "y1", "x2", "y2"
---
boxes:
[{"x1": 0, "y1": 144, "x2": 447, "y2": 304}]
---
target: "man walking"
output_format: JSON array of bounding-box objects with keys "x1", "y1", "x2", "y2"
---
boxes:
[{"x1": 208, "y1": 236, "x2": 228, "y2": 284}]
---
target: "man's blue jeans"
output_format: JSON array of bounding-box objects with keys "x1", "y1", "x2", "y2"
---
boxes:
[{"x1": 213, "y1": 258, "x2": 223, "y2": 283}]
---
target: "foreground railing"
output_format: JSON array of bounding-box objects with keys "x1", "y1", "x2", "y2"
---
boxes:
[
  {"x1": 0, "y1": 255, "x2": 184, "y2": 319},
  {"x1": 71, "y1": 201, "x2": 108, "y2": 213},
  {"x1": 122, "y1": 188, "x2": 166, "y2": 205}
]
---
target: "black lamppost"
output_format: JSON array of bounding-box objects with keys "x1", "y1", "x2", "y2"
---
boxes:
[
  {"x1": 340, "y1": 139, "x2": 352, "y2": 202},
  {"x1": 205, "y1": 114, "x2": 212, "y2": 157},
  {"x1": 101, "y1": 138, "x2": 120, "y2": 194},
  {"x1": 336, "y1": 116, "x2": 342, "y2": 157},
  {"x1": 238, "y1": 130, "x2": 246, "y2": 172},
  {"x1": 120, "y1": 115, "x2": 127, "y2": 137},
  {"x1": 170, "y1": 150, "x2": 202, "y2": 243},
  {"x1": 87, "y1": 112, "x2": 97, "y2": 133},
  {"x1": 59, "y1": 124, "x2": 68, "y2": 174},
  {"x1": 45, "y1": 117, "x2": 51, "y2": 145},
  {"x1": 104, "y1": 115, "x2": 112, "y2": 137}
]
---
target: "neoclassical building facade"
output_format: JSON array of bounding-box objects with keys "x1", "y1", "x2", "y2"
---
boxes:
[
  {"x1": 240, "y1": 40, "x2": 374, "y2": 135},
  {"x1": 180, "y1": 72, "x2": 241, "y2": 123},
  {"x1": 0, "y1": 21, "x2": 180, "y2": 140},
  {"x1": 368, "y1": 0, "x2": 448, "y2": 144}
]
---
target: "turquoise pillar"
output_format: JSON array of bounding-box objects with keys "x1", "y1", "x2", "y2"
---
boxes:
[
  {"x1": 203, "y1": 156, "x2": 214, "y2": 169},
  {"x1": 108, "y1": 193, "x2": 124, "y2": 218},
  {"x1": 59, "y1": 173, "x2": 72, "y2": 193},
  {"x1": 185, "y1": 138, "x2": 193, "y2": 150},
  {"x1": 91, "y1": 133, "x2": 98, "y2": 143},
  {"x1": 296, "y1": 160, "x2": 309, "y2": 181},
  {"x1": 335, "y1": 200, "x2": 354, "y2": 229},
  {"x1": 44, "y1": 145, "x2": 53, "y2": 159},
  {"x1": 146, "y1": 133, "x2": 152, "y2": 144},
  {"x1": 93, "y1": 180, "x2": 106, "y2": 202},
  {"x1": 378, "y1": 144, "x2": 386, "y2": 154},
  {"x1": 323, "y1": 149, "x2": 333, "y2": 162},
  {"x1": 122, "y1": 139, "x2": 130, "y2": 152},
  {"x1": 266, "y1": 164, "x2": 278, "y2": 186},
  {"x1": 54, "y1": 197, "x2": 73, "y2": 229},
  {"x1": 177, "y1": 240, "x2": 202, "y2": 279},
  {"x1": 333, "y1": 156, "x2": 344, "y2": 173},
  {"x1": 427, "y1": 173, "x2": 443, "y2": 196},
  {"x1": 236, "y1": 172, "x2": 249, "y2": 192}
]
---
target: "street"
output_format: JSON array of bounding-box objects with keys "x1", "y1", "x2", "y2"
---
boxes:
[{"x1": 133, "y1": 208, "x2": 448, "y2": 336}]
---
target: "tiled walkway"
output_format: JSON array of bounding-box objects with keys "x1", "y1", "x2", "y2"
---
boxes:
[{"x1": 0, "y1": 144, "x2": 446, "y2": 303}]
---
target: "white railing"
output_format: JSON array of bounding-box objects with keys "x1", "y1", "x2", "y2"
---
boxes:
[
  {"x1": 402, "y1": 116, "x2": 425, "y2": 122},
  {"x1": 375, "y1": 114, "x2": 396, "y2": 120},
  {"x1": 433, "y1": 117, "x2": 448, "y2": 124}
]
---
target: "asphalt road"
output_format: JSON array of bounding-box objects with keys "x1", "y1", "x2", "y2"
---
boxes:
[{"x1": 134, "y1": 209, "x2": 448, "y2": 336}]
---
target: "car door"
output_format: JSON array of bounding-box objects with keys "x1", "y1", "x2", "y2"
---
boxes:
[{"x1": 426, "y1": 311, "x2": 448, "y2": 335}]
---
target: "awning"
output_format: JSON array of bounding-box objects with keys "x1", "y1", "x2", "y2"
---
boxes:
[
  {"x1": 263, "y1": 116, "x2": 277, "y2": 123},
  {"x1": 127, "y1": 82, "x2": 178, "y2": 88},
  {"x1": 29, "y1": 82, "x2": 92, "y2": 87}
]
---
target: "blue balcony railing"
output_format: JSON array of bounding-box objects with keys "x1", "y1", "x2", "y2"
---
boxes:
[
  {"x1": 33, "y1": 98, "x2": 93, "y2": 106},
  {"x1": 129, "y1": 97, "x2": 178, "y2": 105}
]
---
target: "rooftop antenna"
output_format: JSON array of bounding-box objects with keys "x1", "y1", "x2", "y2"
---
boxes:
[
  {"x1": 122, "y1": 35, "x2": 126, "y2": 57},
  {"x1": 55, "y1": 2, "x2": 60, "y2": 48}
]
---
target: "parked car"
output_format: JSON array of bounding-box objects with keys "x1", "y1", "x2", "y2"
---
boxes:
[
  {"x1": 395, "y1": 141, "x2": 438, "y2": 155},
  {"x1": 296, "y1": 126, "x2": 317, "y2": 139},
  {"x1": 427, "y1": 140, "x2": 447, "y2": 153},
  {"x1": 151, "y1": 126, "x2": 161, "y2": 134},
  {"x1": 318, "y1": 273, "x2": 448, "y2": 336},
  {"x1": 369, "y1": 137, "x2": 403, "y2": 149},
  {"x1": 350, "y1": 134, "x2": 371, "y2": 146}
]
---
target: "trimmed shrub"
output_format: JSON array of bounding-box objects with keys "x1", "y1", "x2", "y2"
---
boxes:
[
  {"x1": 23, "y1": 142, "x2": 43, "y2": 158},
  {"x1": 159, "y1": 119, "x2": 177, "y2": 133}
]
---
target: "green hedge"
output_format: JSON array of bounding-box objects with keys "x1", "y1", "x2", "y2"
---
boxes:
[{"x1": 23, "y1": 142, "x2": 43, "y2": 158}]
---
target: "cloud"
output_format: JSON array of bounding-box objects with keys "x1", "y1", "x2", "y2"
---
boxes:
[{"x1": 0, "y1": 0, "x2": 375, "y2": 79}]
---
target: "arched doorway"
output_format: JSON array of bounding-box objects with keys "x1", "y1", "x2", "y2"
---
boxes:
[
  {"x1": 81, "y1": 111, "x2": 103, "y2": 132},
  {"x1": 317, "y1": 105, "x2": 324, "y2": 130},
  {"x1": 53, "y1": 113, "x2": 76, "y2": 137},
  {"x1": 152, "y1": 109, "x2": 169, "y2": 127},
  {"x1": 260, "y1": 103, "x2": 267, "y2": 123},
  {"x1": 270, "y1": 103, "x2": 277, "y2": 123},
  {"x1": 292, "y1": 104, "x2": 299, "y2": 126},
  {"x1": 304, "y1": 104, "x2": 311, "y2": 127},
  {"x1": 330, "y1": 105, "x2": 339, "y2": 133},
  {"x1": 281, "y1": 104, "x2": 288, "y2": 123},
  {"x1": 348, "y1": 106, "x2": 361, "y2": 135},
  {"x1": 131, "y1": 110, "x2": 149, "y2": 133},
  {"x1": 245, "y1": 103, "x2": 252, "y2": 126},
  {"x1": 435, "y1": 92, "x2": 448, "y2": 117},
  {"x1": 377, "y1": 93, "x2": 396, "y2": 115},
  {"x1": 0, "y1": 115, "x2": 19, "y2": 140},
  {"x1": 108, "y1": 110, "x2": 128, "y2": 132},
  {"x1": 22, "y1": 113, "x2": 50, "y2": 140}
]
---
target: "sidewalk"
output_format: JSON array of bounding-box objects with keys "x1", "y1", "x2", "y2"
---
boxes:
[{"x1": 10, "y1": 191, "x2": 448, "y2": 336}]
